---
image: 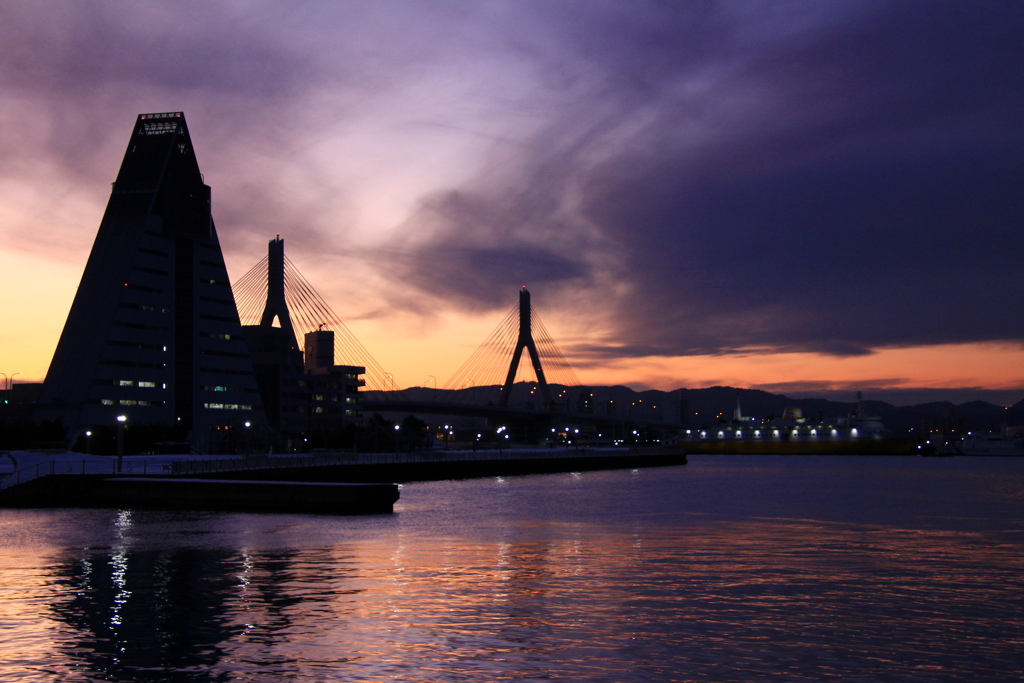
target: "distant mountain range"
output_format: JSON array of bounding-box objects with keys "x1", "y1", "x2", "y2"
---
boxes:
[{"x1": 394, "y1": 384, "x2": 1024, "y2": 436}]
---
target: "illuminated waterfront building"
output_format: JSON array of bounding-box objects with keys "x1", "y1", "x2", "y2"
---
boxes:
[{"x1": 37, "y1": 113, "x2": 265, "y2": 447}]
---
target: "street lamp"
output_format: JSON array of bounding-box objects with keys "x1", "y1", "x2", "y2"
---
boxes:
[
  {"x1": 116, "y1": 415, "x2": 127, "y2": 472},
  {"x1": 394, "y1": 424, "x2": 400, "y2": 454},
  {"x1": 85, "y1": 431, "x2": 92, "y2": 455},
  {"x1": 6, "y1": 373, "x2": 18, "y2": 405}
]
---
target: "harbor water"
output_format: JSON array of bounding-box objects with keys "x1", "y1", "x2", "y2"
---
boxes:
[{"x1": 1, "y1": 455, "x2": 1022, "y2": 681}]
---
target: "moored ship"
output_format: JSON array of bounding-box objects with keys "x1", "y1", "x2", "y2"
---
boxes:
[{"x1": 679, "y1": 395, "x2": 916, "y2": 455}]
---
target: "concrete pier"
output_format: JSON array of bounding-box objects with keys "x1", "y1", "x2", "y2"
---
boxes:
[
  {"x1": 0, "y1": 447, "x2": 685, "y2": 514},
  {"x1": 0, "y1": 475, "x2": 399, "y2": 515},
  {"x1": 285, "y1": 450, "x2": 685, "y2": 482},
  {"x1": 158, "y1": 447, "x2": 689, "y2": 483}
]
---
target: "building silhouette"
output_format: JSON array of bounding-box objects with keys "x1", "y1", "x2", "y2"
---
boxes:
[
  {"x1": 37, "y1": 112, "x2": 265, "y2": 448},
  {"x1": 302, "y1": 328, "x2": 365, "y2": 431},
  {"x1": 242, "y1": 237, "x2": 365, "y2": 438}
]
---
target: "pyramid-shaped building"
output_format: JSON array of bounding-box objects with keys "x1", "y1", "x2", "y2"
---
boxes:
[{"x1": 38, "y1": 112, "x2": 265, "y2": 447}]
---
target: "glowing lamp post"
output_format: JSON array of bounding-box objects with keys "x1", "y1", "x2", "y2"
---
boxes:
[
  {"x1": 116, "y1": 415, "x2": 127, "y2": 472},
  {"x1": 394, "y1": 424, "x2": 400, "y2": 454},
  {"x1": 244, "y1": 421, "x2": 251, "y2": 455}
]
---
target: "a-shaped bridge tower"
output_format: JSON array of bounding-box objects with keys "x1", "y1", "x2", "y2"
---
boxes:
[
  {"x1": 258, "y1": 236, "x2": 299, "y2": 349},
  {"x1": 499, "y1": 287, "x2": 553, "y2": 408},
  {"x1": 443, "y1": 287, "x2": 581, "y2": 410}
]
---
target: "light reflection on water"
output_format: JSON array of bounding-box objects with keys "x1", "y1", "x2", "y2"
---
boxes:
[{"x1": 1, "y1": 456, "x2": 1023, "y2": 681}]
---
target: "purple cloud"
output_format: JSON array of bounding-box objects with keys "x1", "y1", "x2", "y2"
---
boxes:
[{"x1": 3, "y1": 0, "x2": 1023, "y2": 367}]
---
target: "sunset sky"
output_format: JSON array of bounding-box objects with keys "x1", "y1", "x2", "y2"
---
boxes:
[{"x1": 2, "y1": 1, "x2": 1023, "y2": 406}]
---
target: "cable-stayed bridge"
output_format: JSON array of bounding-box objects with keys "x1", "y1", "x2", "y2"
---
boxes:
[{"x1": 231, "y1": 240, "x2": 682, "y2": 434}]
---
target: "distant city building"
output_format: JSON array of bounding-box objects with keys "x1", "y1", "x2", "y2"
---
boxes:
[
  {"x1": 37, "y1": 112, "x2": 265, "y2": 448},
  {"x1": 921, "y1": 406, "x2": 968, "y2": 442},
  {"x1": 678, "y1": 397, "x2": 690, "y2": 426},
  {"x1": 304, "y1": 329, "x2": 365, "y2": 430},
  {"x1": 575, "y1": 387, "x2": 594, "y2": 414},
  {"x1": 3, "y1": 382, "x2": 43, "y2": 406},
  {"x1": 243, "y1": 324, "x2": 307, "y2": 434}
]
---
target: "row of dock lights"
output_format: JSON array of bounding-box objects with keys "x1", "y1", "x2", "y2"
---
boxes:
[{"x1": 687, "y1": 426, "x2": 859, "y2": 439}]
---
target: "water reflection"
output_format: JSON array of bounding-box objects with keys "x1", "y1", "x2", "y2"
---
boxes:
[
  {"x1": 54, "y1": 543, "x2": 241, "y2": 679},
  {"x1": 36, "y1": 509, "x2": 371, "y2": 682},
  {"x1": 3, "y1": 459, "x2": 1024, "y2": 681},
  {"x1": 18, "y1": 517, "x2": 1024, "y2": 682}
]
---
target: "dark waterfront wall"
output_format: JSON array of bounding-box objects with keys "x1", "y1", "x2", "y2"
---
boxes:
[
  {"x1": 0, "y1": 449, "x2": 685, "y2": 512},
  {"x1": 0, "y1": 474, "x2": 398, "y2": 514},
  {"x1": 178, "y1": 450, "x2": 689, "y2": 484}
]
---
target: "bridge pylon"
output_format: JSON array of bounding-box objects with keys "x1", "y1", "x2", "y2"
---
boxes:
[
  {"x1": 258, "y1": 235, "x2": 298, "y2": 349},
  {"x1": 499, "y1": 287, "x2": 555, "y2": 408}
]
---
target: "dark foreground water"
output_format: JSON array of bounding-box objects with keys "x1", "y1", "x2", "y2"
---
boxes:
[{"x1": 1, "y1": 455, "x2": 1023, "y2": 682}]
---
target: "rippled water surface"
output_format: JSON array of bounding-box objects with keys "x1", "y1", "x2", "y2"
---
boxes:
[{"x1": 2, "y1": 456, "x2": 1023, "y2": 682}]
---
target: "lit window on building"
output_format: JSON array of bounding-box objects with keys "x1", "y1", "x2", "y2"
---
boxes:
[{"x1": 203, "y1": 403, "x2": 252, "y2": 411}]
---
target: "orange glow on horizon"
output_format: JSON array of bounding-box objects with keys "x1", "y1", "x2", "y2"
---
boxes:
[{"x1": 2, "y1": 244, "x2": 1022, "y2": 399}]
